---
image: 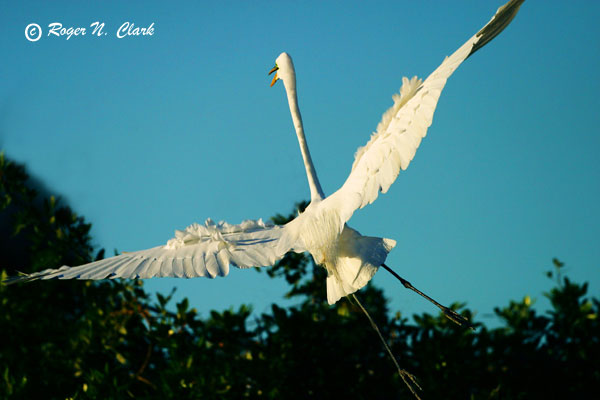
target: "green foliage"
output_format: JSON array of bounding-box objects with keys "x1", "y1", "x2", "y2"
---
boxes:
[{"x1": 1, "y1": 153, "x2": 598, "y2": 399}]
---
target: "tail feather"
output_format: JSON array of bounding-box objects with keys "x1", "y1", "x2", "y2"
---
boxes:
[
  {"x1": 325, "y1": 227, "x2": 396, "y2": 305},
  {"x1": 326, "y1": 258, "x2": 379, "y2": 305}
]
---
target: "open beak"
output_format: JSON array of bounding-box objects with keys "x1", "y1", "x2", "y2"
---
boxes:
[{"x1": 268, "y1": 65, "x2": 279, "y2": 87}]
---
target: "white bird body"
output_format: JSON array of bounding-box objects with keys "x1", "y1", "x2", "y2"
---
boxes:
[
  {"x1": 7, "y1": 0, "x2": 524, "y2": 306},
  {"x1": 278, "y1": 199, "x2": 396, "y2": 304}
]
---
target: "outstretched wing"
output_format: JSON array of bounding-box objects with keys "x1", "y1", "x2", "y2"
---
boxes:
[
  {"x1": 324, "y1": 0, "x2": 524, "y2": 224},
  {"x1": 5, "y1": 218, "x2": 304, "y2": 284}
]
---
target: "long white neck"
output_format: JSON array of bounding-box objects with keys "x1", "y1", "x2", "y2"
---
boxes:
[{"x1": 283, "y1": 77, "x2": 325, "y2": 202}]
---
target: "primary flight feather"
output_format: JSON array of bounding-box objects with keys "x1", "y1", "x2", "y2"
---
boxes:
[{"x1": 6, "y1": 0, "x2": 524, "y2": 306}]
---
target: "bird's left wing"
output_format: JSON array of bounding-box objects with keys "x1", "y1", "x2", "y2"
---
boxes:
[
  {"x1": 5, "y1": 218, "x2": 304, "y2": 284},
  {"x1": 323, "y1": 0, "x2": 524, "y2": 224}
]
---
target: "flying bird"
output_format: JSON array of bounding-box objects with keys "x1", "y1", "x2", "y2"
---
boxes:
[{"x1": 6, "y1": 1, "x2": 524, "y2": 310}]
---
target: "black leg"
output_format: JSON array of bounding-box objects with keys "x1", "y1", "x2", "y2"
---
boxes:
[
  {"x1": 351, "y1": 294, "x2": 422, "y2": 400},
  {"x1": 381, "y1": 263, "x2": 473, "y2": 329}
]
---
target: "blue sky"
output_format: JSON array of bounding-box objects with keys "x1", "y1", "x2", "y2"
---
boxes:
[{"x1": 1, "y1": 0, "x2": 599, "y2": 324}]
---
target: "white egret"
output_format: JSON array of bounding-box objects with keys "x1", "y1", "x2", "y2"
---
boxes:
[{"x1": 6, "y1": 1, "x2": 524, "y2": 318}]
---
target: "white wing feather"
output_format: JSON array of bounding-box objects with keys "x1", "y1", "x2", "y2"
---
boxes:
[
  {"x1": 6, "y1": 218, "x2": 304, "y2": 283},
  {"x1": 324, "y1": 0, "x2": 524, "y2": 224}
]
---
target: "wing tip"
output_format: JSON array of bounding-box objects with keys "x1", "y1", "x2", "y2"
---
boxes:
[
  {"x1": 469, "y1": 0, "x2": 525, "y2": 58},
  {"x1": 2, "y1": 270, "x2": 43, "y2": 285}
]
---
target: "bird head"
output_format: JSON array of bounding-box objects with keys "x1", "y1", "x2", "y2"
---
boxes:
[{"x1": 268, "y1": 52, "x2": 295, "y2": 88}]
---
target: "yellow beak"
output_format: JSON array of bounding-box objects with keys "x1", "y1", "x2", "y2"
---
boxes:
[{"x1": 268, "y1": 65, "x2": 279, "y2": 87}]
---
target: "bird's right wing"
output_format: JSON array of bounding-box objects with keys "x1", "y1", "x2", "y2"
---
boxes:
[
  {"x1": 5, "y1": 218, "x2": 305, "y2": 284},
  {"x1": 323, "y1": 0, "x2": 524, "y2": 224}
]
